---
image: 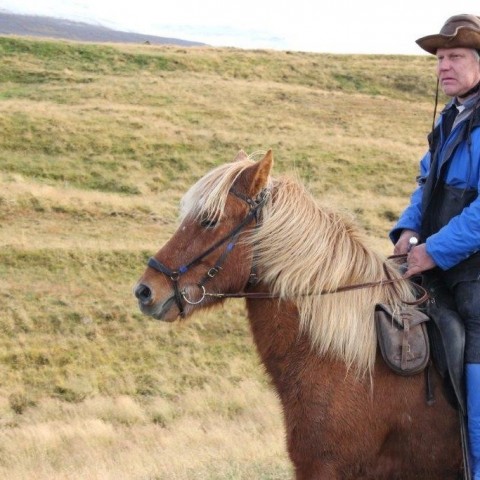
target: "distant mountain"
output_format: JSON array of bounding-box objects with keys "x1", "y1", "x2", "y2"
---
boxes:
[{"x1": 0, "y1": 12, "x2": 207, "y2": 47}]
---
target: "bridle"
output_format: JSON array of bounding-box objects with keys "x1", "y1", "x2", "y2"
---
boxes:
[
  {"x1": 145, "y1": 189, "x2": 428, "y2": 317},
  {"x1": 146, "y1": 188, "x2": 270, "y2": 317}
]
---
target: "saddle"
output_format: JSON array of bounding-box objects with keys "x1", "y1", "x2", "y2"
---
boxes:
[{"x1": 424, "y1": 295, "x2": 466, "y2": 413}]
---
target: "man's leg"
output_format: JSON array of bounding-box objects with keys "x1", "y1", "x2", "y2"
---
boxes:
[
  {"x1": 466, "y1": 364, "x2": 480, "y2": 479},
  {"x1": 455, "y1": 280, "x2": 480, "y2": 479}
]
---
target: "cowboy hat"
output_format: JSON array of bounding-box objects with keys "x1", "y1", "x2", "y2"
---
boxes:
[{"x1": 416, "y1": 14, "x2": 480, "y2": 54}]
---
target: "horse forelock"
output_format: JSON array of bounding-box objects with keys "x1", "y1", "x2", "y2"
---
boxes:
[
  {"x1": 180, "y1": 157, "x2": 258, "y2": 222},
  {"x1": 249, "y1": 175, "x2": 415, "y2": 376}
]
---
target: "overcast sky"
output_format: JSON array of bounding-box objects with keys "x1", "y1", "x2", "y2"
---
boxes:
[{"x1": 1, "y1": 0, "x2": 478, "y2": 55}]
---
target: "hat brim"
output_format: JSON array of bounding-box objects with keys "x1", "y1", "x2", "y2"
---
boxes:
[{"x1": 416, "y1": 28, "x2": 480, "y2": 54}]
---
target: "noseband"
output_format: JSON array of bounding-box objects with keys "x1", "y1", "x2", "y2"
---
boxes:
[{"x1": 146, "y1": 189, "x2": 269, "y2": 317}]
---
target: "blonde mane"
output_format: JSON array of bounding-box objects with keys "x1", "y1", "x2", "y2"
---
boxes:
[{"x1": 181, "y1": 157, "x2": 415, "y2": 375}]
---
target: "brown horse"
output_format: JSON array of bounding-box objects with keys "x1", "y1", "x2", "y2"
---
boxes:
[{"x1": 134, "y1": 150, "x2": 462, "y2": 479}]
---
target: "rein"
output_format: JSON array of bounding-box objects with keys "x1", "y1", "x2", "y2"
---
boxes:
[
  {"x1": 147, "y1": 189, "x2": 428, "y2": 314},
  {"x1": 194, "y1": 259, "x2": 428, "y2": 307}
]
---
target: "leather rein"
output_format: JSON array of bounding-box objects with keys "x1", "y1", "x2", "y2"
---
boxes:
[{"x1": 146, "y1": 189, "x2": 428, "y2": 316}]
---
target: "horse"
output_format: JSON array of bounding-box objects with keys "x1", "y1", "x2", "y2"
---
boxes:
[{"x1": 134, "y1": 150, "x2": 462, "y2": 480}]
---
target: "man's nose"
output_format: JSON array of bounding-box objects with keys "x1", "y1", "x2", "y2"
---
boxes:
[{"x1": 438, "y1": 59, "x2": 451, "y2": 71}]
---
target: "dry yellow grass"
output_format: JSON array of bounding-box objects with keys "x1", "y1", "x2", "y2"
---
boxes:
[{"x1": 0, "y1": 381, "x2": 290, "y2": 480}]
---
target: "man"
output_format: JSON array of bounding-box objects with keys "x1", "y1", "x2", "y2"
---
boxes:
[{"x1": 389, "y1": 14, "x2": 480, "y2": 479}]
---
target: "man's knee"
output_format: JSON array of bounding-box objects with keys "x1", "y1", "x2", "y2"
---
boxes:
[{"x1": 455, "y1": 280, "x2": 480, "y2": 319}]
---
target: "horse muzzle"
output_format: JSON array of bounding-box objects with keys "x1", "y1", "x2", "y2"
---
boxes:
[{"x1": 134, "y1": 282, "x2": 178, "y2": 321}]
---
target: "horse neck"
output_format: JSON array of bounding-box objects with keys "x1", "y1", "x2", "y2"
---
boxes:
[{"x1": 245, "y1": 295, "x2": 338, "y2": 388}]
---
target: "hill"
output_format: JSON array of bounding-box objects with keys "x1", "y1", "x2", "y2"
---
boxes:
[
  {"x1": 0, "y1": 11, "x2": 206, "y2": 46},
  {"x1": 0, "y1": 35, "x2": 440, "y2": 479}
]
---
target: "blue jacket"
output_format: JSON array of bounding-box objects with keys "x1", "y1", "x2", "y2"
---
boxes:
[{"x1": 390, "y1": 95, "x2": 480, "y2": 272}]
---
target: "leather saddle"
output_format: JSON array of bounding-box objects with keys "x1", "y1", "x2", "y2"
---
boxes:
[{"x1": 423, "y1": 283, "x2": 466, "y2": 414}]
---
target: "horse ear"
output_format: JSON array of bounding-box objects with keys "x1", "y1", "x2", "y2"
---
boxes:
[
  {"x1": 234, "y1": 150, "x2": 249, "y2": 162},
  {"x1": 244, "y1": 149, "x2": 273, "y2": 196}
]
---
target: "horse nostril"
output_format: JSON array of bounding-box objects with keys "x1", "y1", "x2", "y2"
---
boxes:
[{"x1": 135, "y1": 284, "x2": 153, "y2": 305}]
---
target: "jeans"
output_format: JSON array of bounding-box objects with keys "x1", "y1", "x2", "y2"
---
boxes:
[{"x1": 454, "y1": 280, "x2": 480, "y2": 364}]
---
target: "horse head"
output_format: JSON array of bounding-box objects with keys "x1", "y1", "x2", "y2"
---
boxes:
[{"x1": 134, "y1": 150, "x2": 273, "y2": 321}]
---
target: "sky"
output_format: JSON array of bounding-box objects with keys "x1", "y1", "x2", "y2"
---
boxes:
[{"x1": 1, "y1": 0, "x2": 479, "y2": 55}]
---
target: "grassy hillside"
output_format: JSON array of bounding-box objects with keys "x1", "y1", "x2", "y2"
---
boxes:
[{"x1": 0, "y1": 36, "x2": 440, "y2": 479}]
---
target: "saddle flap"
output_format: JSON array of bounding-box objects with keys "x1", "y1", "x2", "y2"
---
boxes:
[
  {"x1": 426, "y1": 300, "x2": 466, "y2": 414},
  {"x1": 375, "y1": 304, "x2": 430, "y2": 376}
]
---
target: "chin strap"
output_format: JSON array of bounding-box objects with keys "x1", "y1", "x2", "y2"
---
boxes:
[{"x1": 431, "y1": 77, "x2": 440, "y2": 133}]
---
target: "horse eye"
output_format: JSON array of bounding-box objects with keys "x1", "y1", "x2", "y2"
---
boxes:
[{"x1": 200, "y1": 218, "x2": 218, "y2": 229}]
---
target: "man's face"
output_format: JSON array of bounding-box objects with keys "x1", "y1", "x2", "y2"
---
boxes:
[{"x1": 436, "y1": 47, "x2": 480, "y2": 98}]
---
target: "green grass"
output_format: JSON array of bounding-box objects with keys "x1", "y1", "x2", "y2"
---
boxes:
[{"x1": 0, "y1": 37, "x2": 175, "y2": 76}]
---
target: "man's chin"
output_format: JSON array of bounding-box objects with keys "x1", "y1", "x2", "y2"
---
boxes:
[{"x1": 441, "y1": 87, "x2": 458, "y2": 97}]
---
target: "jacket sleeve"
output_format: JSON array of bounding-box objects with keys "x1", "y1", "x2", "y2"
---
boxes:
[
  {"x1": 426, "y1": 200, "x2": 480, "y2": 269},
  {"x1": 389, "y1": 151, "x2": 430, "y2": 244}
]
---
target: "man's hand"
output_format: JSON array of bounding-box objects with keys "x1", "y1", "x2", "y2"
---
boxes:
[
  {"x1": 405, "y1": 243, "x2": 436, "y2": 277},
  {"x1": 393, "y1": 229, "x2": 419, "y2": 255}
]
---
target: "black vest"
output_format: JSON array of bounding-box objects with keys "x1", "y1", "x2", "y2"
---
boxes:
[{"x1": 421, "y1": 105, "x2": 480, "y2": 287}]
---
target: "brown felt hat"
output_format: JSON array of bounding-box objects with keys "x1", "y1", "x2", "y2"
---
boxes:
[{"x1": 416, "y1": 14, "x2": 480, "y2": 54}]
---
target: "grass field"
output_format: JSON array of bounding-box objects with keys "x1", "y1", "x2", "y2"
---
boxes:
[{"x1": 0, "y1": 35, "x2": 442, "y2": 479}]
